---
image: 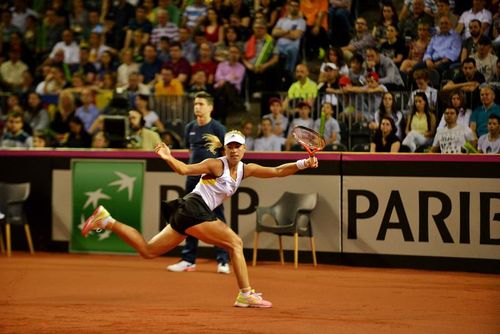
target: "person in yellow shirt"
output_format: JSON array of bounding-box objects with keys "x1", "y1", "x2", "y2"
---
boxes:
[{"x1": 154, "y1": 67, "x2": 184, "y2": 96}]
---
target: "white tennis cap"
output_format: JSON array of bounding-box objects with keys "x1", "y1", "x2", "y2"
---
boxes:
[{"x1": 224, "y1": 132, "x2": 245, "y2": 145}]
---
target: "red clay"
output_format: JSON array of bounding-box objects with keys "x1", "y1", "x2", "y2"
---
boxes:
[{"x1": 0, "y1": 252, "x2": 499, "y2": 334}]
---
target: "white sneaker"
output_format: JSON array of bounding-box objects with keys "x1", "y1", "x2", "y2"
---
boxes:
[
  {"x1": 217, "y1": 262, "x2": 230, "y2": 274},
  {"x1": 166, "y1": 260, "x2": 196, "y2": 272}
]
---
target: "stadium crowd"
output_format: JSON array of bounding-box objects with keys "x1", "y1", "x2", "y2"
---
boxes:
[{"x1": 0, "y1": 0, "x2": 499, "y2": 153}]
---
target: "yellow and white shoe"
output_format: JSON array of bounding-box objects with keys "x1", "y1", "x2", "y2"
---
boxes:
[{"x1": 82, "y1": 205, "x2": 113, "y2": 237}]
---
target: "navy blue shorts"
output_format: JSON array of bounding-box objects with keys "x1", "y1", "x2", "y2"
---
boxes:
[{"x1": 161, "y1": 193, "x2": 218, "y2": 235}]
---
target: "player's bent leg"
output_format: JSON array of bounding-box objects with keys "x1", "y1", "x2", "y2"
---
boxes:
[{"x1": 186, "y1": 220, "x2": 272, "y2": 308}]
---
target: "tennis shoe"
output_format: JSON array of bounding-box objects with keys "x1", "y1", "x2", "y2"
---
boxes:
[
  {"x1": 234, "y1": 290, "x2": 272, "y2": 308},
  {"x1": 82, "y1": 205, "x2": 112, "y2": 237},
  {"x1": 167, "y1": 260, "x2": 196, "y2": 272},
  {"x1": 217, "y1": 262, "x2": 230, "y2": 274}
]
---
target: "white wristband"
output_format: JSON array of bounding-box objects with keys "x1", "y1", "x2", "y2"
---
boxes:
[{"x1": 296, "y1": 159, "x2": 308, "y2": 170}]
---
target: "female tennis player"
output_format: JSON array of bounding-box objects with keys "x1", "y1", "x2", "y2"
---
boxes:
[{"x1": 82, "y1": 130, "x2": 318, "y2": 308}]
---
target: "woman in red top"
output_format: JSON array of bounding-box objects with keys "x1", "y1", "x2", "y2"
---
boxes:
[{"x1": 203, "y1": 8, "x2": 224, "y2": 45}]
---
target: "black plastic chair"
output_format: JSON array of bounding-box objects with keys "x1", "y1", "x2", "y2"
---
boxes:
[
  {"x1": 252, "y1": 192, "x2": 318, "y2": 268},
  {"x1": 325, "y1": 143, "x2": 347, "y2": 151},
  {"x1": 0, "y1": 182, "x2": 33, "y2": 256},
  {"x1": 351, "y1": 143, "x2": 371, "y2": 152}
]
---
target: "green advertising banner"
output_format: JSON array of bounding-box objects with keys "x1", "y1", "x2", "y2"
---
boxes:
[{"x1": 70, "y1": 159, "x2": 145, "y2": 253}]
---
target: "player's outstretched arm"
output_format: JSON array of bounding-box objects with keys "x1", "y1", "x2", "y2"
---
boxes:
[
  {"x1": 154, "y1": 142, "x2": 221, "y2": 176},
  {"x1": 245, "y1": 156, "x2": 318, "y2": 179}
]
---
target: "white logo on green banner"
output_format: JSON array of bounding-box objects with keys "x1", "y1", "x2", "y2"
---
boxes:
[{"x1": 70, "y1": 160, "x2": 145, "y2": 253}]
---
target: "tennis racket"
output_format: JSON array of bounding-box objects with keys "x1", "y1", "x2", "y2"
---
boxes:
[{"x1": 292, "y1": 126, "x2": 326, "y2": 157}]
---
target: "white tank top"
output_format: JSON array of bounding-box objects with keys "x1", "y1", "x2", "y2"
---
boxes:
[{"x1": 192, "y1": 157, "x2": 244, "y2": 211}]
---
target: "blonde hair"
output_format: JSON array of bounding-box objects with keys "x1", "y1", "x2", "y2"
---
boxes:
[{"x1": 203, "y1": 130, "x2": 245, "y2": 154}]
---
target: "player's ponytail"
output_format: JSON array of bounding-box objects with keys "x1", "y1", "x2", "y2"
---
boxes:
[{"x1": 203, "y1": 134, "x2": 222, "y2": 154}]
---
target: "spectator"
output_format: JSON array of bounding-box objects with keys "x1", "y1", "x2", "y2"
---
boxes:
[
  {"x1": 300, "y1": 0, "x2": 328, "y2": 60},
  {"x1": 240, "y1": 120, "x2": 255, "y2": 150},
  {"x1": 431, "y1": 106, "x2": 476, "y2": 153},
  {"x1": 35, "y1": 65, "x2": 68, "y2": 95},
  {"x1": 456, "y1": 0, "x2": 492, "y2": 40},
  {"x1": 151, "y1": 9, "x2": 179, "y2": 49},
  {"x1": 477, "y1": 113, "x2": 500, "y2": 153},
  {"x1": 124, "y1": 6, "x2": 153, "y2": 50},
  {"x1": 285, "y1": 63, "x2": 318, "y2": 109},
  {"x1": 263, "y1": 97, "x2": 289, "y2": 137},
  {"x1": 472, "y1": 36, "x2": 498, "y2": 83},
  {"x1": 135, "y1": 94, "x2": 165, "y2": 132},
  {"x1": 328, "y1": 0, "x2": 352, "y2": 47},
  {"x1": 254, "y1": 117, "x2": 285, "y2": 151},
  {"x1": 369, "y1": 91, "x2": 404, "y2": 139},
  {"x1": 271, "y1": 0, "x2": 306, "y2": 74},
  {"x1": 242, "y1": 19, "x2": 280, "y2": 94},
  {"x1": 0, "y1": 49, "x2": 28, "y2": 91},
  {"x1": 49, "y1": 29, "x2": 80, "y2": 65},
  {"x1": 470, "y1": 85, "x2": 500, "y2": 138},
  {"x1": 227, "y1": 0, "x2": 252, "y2": 28},
  {"x1": 32, "y1": 130, "x2": 51, "y2": 148},
  {"x1": 213, "y1": 45, "x2": 246, "y2": 123},
  {"x1": 95, "y1": 51, "x2": 117, "y2": 85},
  {"x1": 128, "y1": 29, "x2": 146, "y2": 63},
  {"x1": 182, "y1": 0, "x2": 207, "y2": 31},
  {"x1": 70, "y1": 46, "x2": 97, "y2": 85},
  {"x1": 442, "y1": 57, "x2": 485, "y2": 110},
  {"x1": 50, "y1": 90, "x2": 76, "y2": 145},
  {"x1": 108, "y1": 0, "x2": 136, "y2": 49},
  {"x1": 157, "y1": 36, "x2": 171, "y2": 63},
  {"x1": 317, "y1": 62, "x2": 342, "y2": 108},
  {"x1": 127, "y1": 109, "x2": 162, "y2": 151},
  {"x1": 82, "y1": 9, "x2": 103, "y2": 41},
  {"x1": 88, "y1": 32, "x2": 114, "y2": 65},
  {"x1": 314, "y1": 102, "x2": 341, "y2": 145},
  {"x1": 154, "y1": 67, "x2": 184, "y2": 96},
  {"x1": 341, "y1": 16, "x2": 376, "y2": 61},
  {"x1": 254, "y1": 0, "x2": 280, "y2": 31},
  {"x1": 407, "y1": 69, "x2": 439, "y2": 113},
  {"x1": 399, "y1": 0, "x2": 434, "y2": 41},
  {"x1": 191, "y1": 42, "x2": 217, "y2": 85},
  {"x1": 437, "y1": 90, "x2": 472, "y2": 130},
  {"x1": 372, "y1": 1, "x2": 399, "y2": 47},
  {"x1": 91, "y1": 130, "x2": 110, "y2": 149},
  {"x1": 24, "y1": 92, "x2": 50, "y2": 133},
  {"x1": 214, "y1": 25, "x2": 244, "y2": 62},
  {"x1": 36, "y1": 8, "x2": 65, "y2": 59},
  {"x1": 63, "y1": 115, "x2": 92, "y2": 148},
  {"x1": 460, "y1": 19, "x2": 483, "y2": 62},
  {"x1": 203, "y1": 8, "x2": 224, "y2": 45},
  {"x1": 318, "y1": 46, "x2": 349, "y2": 83},
  {"x1": 178, "y1": 27, "x2": 197, "y2": 64},
  {"x1": 153, "y1": 0, "x2": 181, "y2": 27},
  {"x1": 75, "y1": 88, "x2": 100, "y2": 134},
  {"x1": 399, "y1": 0, "x2": 437, "y2": 22},
  {"x1": 402, "y1": 91, "x2": 437, "y2": 152},
  {"x1": 1, "y1": 10, "x2": 22, "y2": 50},
  {"x1": 364, "y1": 46, "x2": 405, "y2": 91},
  {"x1": 10, "y1": 0, "x2": 38, "y2": 33},
  {"x1": 140, "y1": 44, "x2": 163, "y2": 86},
  {"x1": 187, "y1": 69, "x2": 212, "y2": 96},
  {"x1": 400, "y1": 22, "x2": 431, "y2": 75},
  {"x1": 284, "y1": 101, "x2": 314, "y2": 150},
  {"x1": 417, "y1": 15, "x2": 461, "y2": 74},
  {"x1": 117, "y1": 49, "x2": 140, "y2": 88},
  {"x1": 0, "y1": 111, "x2": 32, "y2": 148},
  {"x1": 164, "y1": 41, "x2": 192, "y2": 87},
  {"x1": 68, "y1": 0, "x2": 88, "y2": 39},
  {"x1": 379, "y1": 24, "x2": 407, "y2": 68},
  {"x1": 435, "y1": 0, "x2": 458, "y2": 30},
  {"x1": 370, "y1": 115, "x2": 401, "y2": 153}
]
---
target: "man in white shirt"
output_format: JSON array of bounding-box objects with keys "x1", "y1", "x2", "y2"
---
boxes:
[
  {"x1": 49, "y1": 29, "x2": 80, "y2": 65},
  {"x1": 477, "y1": 114, "x2": 500, "y2": 153},
  {"x1": 456, "y1": 0, "x2": 492, "y2": 40},
  {"x1": 431, "y1": 106, "x2": 476, "y2": 153},
  {"x1": 0, "y1": 49, "x2": 28, "y2": 89}
]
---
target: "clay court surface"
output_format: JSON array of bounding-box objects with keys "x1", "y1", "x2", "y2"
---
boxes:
[{"x1": 0, "y1": 253, "x2": 499, "y2": 334}]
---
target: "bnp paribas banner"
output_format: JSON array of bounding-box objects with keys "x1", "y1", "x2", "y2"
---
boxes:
[{"x1": 70, "y1": 159, "x2": 145, "y2": 253}]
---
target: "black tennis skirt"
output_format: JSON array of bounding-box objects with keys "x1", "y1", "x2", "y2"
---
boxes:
[{"x1": 160, "y1": 193, "x2": 218, "y2": 235}]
